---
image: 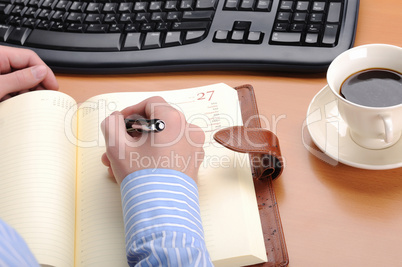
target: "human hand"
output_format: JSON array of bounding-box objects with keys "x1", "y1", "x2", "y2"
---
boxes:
[
  {"x1": 0, "y1": 46, "x2": 58, "y2": 101},
  {"x1": 101, "y1": 96, "x2": 205, "y2": 185}
]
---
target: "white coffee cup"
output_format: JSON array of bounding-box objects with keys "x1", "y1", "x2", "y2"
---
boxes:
[{"x1": 327, "y1": 44, "x2": 402, "y2": 150}]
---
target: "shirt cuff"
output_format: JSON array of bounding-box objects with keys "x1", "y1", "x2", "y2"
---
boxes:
[{"x1": 120, "y1": 169, "x2": 205, "y2": 245}]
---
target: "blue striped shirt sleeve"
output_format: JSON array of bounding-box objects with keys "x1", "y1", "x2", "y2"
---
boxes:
[
  {"x1": 0, "y1": 219, "x2": 39, "y2": 267},
  {"x1": 120, "y1": 169, "x2": 214, "y2": 267}
]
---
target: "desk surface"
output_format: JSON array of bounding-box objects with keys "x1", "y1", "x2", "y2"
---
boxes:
[{"x1": 57, "y1": 1, "x2": 402, "y2": 266}]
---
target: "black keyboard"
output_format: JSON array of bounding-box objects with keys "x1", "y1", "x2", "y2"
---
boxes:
[{"x1": 0, "y1": 0, "x2": 359, "y2": 73}]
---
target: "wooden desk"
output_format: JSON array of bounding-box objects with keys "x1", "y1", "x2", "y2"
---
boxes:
[{"x1": 57, "y1": 1, "x2": 402, "y2": 266}]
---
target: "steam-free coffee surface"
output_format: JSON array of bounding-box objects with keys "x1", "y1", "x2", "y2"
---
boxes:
[{"x1": 340, "y1": 69, "x2": 402, "y2": 107}]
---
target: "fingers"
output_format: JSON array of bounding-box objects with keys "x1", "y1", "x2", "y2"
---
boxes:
[
  {"x1": 0, "y1": 65, "x2": 48, "y2": 99},
  {"x1": 121, "y1": 96, "x2": 169, "y2": 118},
  {"x1": 101, "y1": 111, "x2": 129, "y2": 150},
  {"x1": 0, "y1": 46, "x2": 59, "y2": 91},
  {"x1": 101, "y1": 153, "x2": 110, "y2": 167}
]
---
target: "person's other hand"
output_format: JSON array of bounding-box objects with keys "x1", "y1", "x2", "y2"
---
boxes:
[
  {"x1": 0, "y1": 46, "x2": 58, "y2": 101},
  {"x1": 101, "y1": 96, "x2": 205, "y2": 185}
]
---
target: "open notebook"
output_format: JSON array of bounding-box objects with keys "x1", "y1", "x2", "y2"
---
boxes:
[{"x1": 0, "y1": 83, "x2": 267, "y2": 267}]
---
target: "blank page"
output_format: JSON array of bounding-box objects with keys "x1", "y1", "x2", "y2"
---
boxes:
[{"x1": 0, "y1": 91, "x2": 77, "y2": 267}]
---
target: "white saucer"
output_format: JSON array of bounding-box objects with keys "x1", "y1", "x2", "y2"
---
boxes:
[{"x1": 306, "y1": 85, "x2": 402, "y2": 170}]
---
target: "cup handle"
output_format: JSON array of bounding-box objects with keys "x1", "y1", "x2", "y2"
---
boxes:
[{"x1": 380, "y1": 114, "x2": 393, "y2": 143}]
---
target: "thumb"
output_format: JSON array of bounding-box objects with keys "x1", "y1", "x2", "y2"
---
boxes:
[{"x1": 0, "y1": 65, "x2": 47, "y2": 98}]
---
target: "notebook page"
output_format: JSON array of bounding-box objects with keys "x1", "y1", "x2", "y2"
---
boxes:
[
  {"x1": 75, "y1": 83, "x2": 266, "y2": 266},
  {"x1": 0, "y1": 91, "x2": 77, "y2": 267}
]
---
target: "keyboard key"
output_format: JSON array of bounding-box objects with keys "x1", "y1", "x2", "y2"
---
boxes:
[
  {"x1": 143, "y1": 32, "x2": 161, "y2": 49},
  {"x1": 196, "y1": 0, "x2": 217, "y2": 10},
  {"x1": 141, "y1": 22, "x2": 155, "y2": 31},
  {"x1": 120, "y1": 13, "x2": 135, "y2": 23},
  {"x1": 123, "y1": 32, "x2": 142, "y2": 50},
  {"x1": 172, "y1": 21, "x2": 209, "y2": 30},
  {"x1": 25, "y1": 29, "x2": 121, "y2": 51},
  {"x1": 108, "y1": 23, "x2": 123, "y2": 33},
  {"x1": 293, "y1": 12, "x2": 307, "y2": 22},
  {"x1": 255, "y1": 0, "x2": 272, "y2": 11},
  {"x1": 55, "y1": 0, "x2": 71, "y2": 11},
  {"x1": 7, "y1": 26, "x2": 31, "y2": 44},
  {"x1": 37, "y1": 9, "x2": 53, "y2": 20},
  {"x1": 151, "y1": 12, "x2": 167, "y2": 22},
  {"x1": 240, "y1": 0, "x2": 255, "y2": 11},
  {"x1": 66, "y1": 12, "x2": 85, "y2": 23},
  {"x1": 149, "y1": 1, "x2": 163, "y2": 11},
  {"x1": 307, "y1": 23, "x2": 321, "y2": 33},
  {"x1": 118, "y1": 2, "x2": 133, "y2": 13},
  {"x1": 180, "y1": 0, "x2": 194, "y2": 10},
  {"x1": 87, "y1": 23, "x2": 108, "y2": 33},
  {"x1": 52, "y1": 10, "x2": 66, "y2": 21},
  {"x1": 224, "y1": 0, "x2": 239, "y2": 10},
  {"x1": 213, "y1": 29, "x2": 228, "y2": 42},
  {"x1": 322, "y1": 24, "x2": 338, "y2": 45},
  {"x1": 11, "y1": 5, "x2": 26, "y2": 16},
  {"x1": 134, "y1": 2, "x2": 148, "y2": 12},
  {"x1": 28, "y1": 0, "x2": 41, "y2": 8},
  {"x1": 86, "y1": 3, "x2": 103, "y2": 13},
  {"x1": 66, "y1": 23, "x2": 86, "y2": 32},
  {"x1": 0, "y1": 24, "x2": 13, "y2": 41},
  {"x1": 232, "y1": 21, "x2": 251, "y2": 31},
  {"x1": 305, "y1": 33, "x2": 318, "y2": 44},
  {"x1": 309, "y1": 13, "x2": 324, "y2": 23},
  {"x1": 230, "y1": 30, "x2": 244, "y2": 42},
  {"x1": 247, "y1": 31, "x2": 263, "y2": 43},
  {"x1": 296, "y1": 1, "x2": 309, "y2": 11},
  {"x1": 184, "y1": 30, "x2": 205, "y2": 43},
  {"x1": 156, "y1": 22, "x2": 170, "y2": 31},
  {"x1": 36, "y1": 20, "x2": 53, "y2": 30},
  {"x1": 0, "y1": 3, "x2": 12, "y2": 15},
  {"x1": 277, "y1": 12, "x2": 291, "y2": 22},
  {"x1": 103, "y1": 3, "x2": 117, "y2": 13},
  {"x1": 279, "y1": 1, "x2": 294, "y2": 11},
  {"x1": 50, "y1": 21, "x2": 65, "y2": 31},
  {"x1": 135, "y1": 13, "x2": 150, "y2": 22},
  {"x1": 125, "y1": 23, "x2": 140, "y2": 32},
  {"x1": 164, "y1": 31, "x2": 181, "y2": 46},
  {"x1": 274, "y1": 22, "x2": 288, "y2": 31},
  {"x1": 290, "y1": 23, "x2": 304, "y2": 32},
  {"x1": 327, "y1": 2, "x2": 341, "y2": 23},
  {"x1": 312, "y1": 1, "x2": 325, "y2": 12},
  {"x1": 24, "y1": 7, "x2": 37, "y2": 17},
  {"x1": 85, "y1": 13, "x2": 104, "y2": 23},
  {"x1": 165, "y1": 1, "x2": 178, "y2": 10},
  {"x1": 167, "y1": 11, "x2": 181, "y2": 21},
  {"x1": 41, "y1": 0, "x2": 57, "y2": 9},
  {"x1": 22, "y1": 17, "x2": 38, "y2": 28},
  {"x1": 70, "y1": 1, "x2": 86, "y2": 12},
  {"x1": 104, "y1": 13, "x2": 120, "y2": 23},
  {"x1": 182, "y1": 10, "x2": 214, "y2": 21},
  {"x1": 271, "y1": 31, "x2": 301, "y2": 43}
]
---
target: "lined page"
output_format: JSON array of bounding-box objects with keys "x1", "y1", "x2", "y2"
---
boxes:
[
  {"x1": 75, "y1": 83, "x2": 266, "y2": 266},
  {"x1": 0, "y1": 91, "x2": 77, "y2": 267}
]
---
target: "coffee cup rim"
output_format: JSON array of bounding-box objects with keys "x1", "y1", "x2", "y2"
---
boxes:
[{"x1": 327, "y1": 43, "x2": 402, "y2": 110}]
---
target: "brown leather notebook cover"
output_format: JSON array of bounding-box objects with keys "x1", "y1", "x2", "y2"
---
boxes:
[{"x1": 214, "y1": 84, "x2": 289, "y2": 267}]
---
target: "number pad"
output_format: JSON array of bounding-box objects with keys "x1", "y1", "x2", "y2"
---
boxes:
[{"x1": 270, "y1": 0, "x2": 344, "y2": 47}]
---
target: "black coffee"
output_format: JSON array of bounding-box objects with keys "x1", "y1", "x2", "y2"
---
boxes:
[{"x1": 340, "y1": 69, "x2": 402, "y2": 107}]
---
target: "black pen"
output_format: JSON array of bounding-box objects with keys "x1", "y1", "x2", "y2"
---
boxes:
[{"x1": 124, "y1": 118, "x2": 165, "y2": 133}]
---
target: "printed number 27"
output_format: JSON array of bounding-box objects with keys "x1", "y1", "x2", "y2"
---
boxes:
[{"x1": 197, "y1": 91, "x2": 214, "y2": 101}]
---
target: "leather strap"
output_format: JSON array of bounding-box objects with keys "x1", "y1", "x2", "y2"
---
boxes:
[
  {"x1": 214, "y1": 126, "x2": 283, "y2": 179},
  {"x1": 213, "y1": 84, "x2": 289, "y2": 267}
]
